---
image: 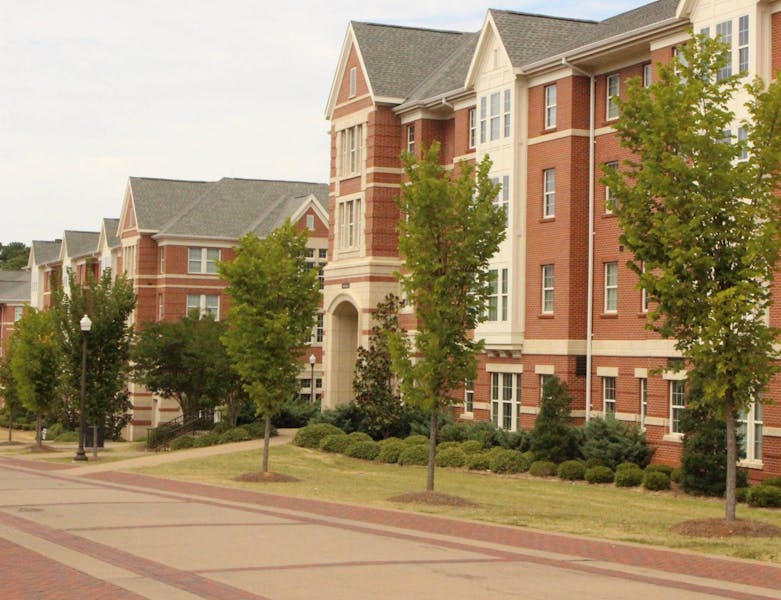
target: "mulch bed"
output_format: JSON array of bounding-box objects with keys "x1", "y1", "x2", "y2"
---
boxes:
[
  {"x1": 232, "y1": 471, "x2": 300, "y2": 483},
  {"x1": 388, "y1": 491, "x2": 479, "y2": 507},
  {"x1": 671, "y1": 518, "x2": 781, "y2": 538},
  {"x1": 26, "y1": 444, "x2": 58, "y2": 453}
]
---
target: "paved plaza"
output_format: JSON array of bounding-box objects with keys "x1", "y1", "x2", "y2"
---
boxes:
[{"x1": 0, "y1": 441, "x2": 780, "y2": 599}]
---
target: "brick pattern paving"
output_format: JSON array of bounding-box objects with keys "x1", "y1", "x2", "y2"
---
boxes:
[
  {"x1": 0, "y1": 537, "x2": 145, "y2": 600},
  {"x1": 87, "y1": 470, "x2": 781, "y2": 589}
]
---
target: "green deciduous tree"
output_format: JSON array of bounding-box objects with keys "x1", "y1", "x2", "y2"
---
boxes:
[
  {"x1": 353, "y1": 294, "x2": 406, "y2": 439},
  {"x1": 602, "y1": 34, "x2": 781, "y2": 521},
  {"x1": 0, "y1": 336, "x2": 26, "y2": 442},
  {"x1": 8, "y1": 308, "x2": 60, "y2": 446},
  {"x1": 390, "y1": 142, "x2": 506, "y2": 492},
  {"x1": 220, "y1": 222, "x2": 320, "y2": 473},
  {"x1": 55, "y1": 270, "x2": 136, "y2": 447},
  {"x1": 132, "y1": 313, "x2": 239, "y2": 423}
]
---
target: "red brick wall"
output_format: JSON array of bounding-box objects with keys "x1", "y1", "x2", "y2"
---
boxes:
[
  {"x1": 335, "y1": 45, "x2": 370, "y2": 105},
  {"x1": 528, "y1": 75, "x2": 590, "y2": 137},
  {"x1": 772, "y1": 13, "x2": 781, "y2": 76}
]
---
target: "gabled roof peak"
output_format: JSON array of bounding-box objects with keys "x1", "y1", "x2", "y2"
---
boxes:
[
  {"x1": 489, "y1": 9, "x2": 597, "y2": 26},
  {"x1": 351, "y1": 20, "x2": 467, "y2": 36}
]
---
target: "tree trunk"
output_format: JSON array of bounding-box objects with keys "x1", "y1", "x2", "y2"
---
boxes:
[
  {"x1": 92, "y1": 423, "x2": 98, "y2": 458},
  {"x1": 7, "y1": 410, "x2": 12, "y2": 443},
  {"x1": 426, "y1": 408, "x2": 438, "y2": 492},
  {"x1": 262, "y1": 414, "x2": 271, "y2": 473},
  {"x1": 725, "y1": 390, "x2": 737, "y2": 522},
  {"x1": 36, "y1": 413, "x2": 42, "y2": 448}
]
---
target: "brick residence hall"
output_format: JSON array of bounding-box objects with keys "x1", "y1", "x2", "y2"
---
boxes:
[
  {"x1": 322, "y1": 0, "x2": 781, "y2": 481},
  {"x1": 2, "y1": 0, "x2": 780, "y2": 480}
]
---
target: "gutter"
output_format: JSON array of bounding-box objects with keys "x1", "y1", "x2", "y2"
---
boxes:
[{"x1": 562, "y1": 58, "x2": 595, "y2": 423}]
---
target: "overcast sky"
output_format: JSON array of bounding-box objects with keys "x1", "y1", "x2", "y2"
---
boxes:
[{"x1": 0, "y1": 0, "x2": 653, "y2": 244}]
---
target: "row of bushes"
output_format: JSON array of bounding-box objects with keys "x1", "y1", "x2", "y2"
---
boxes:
[{"x1": 168, "y1": 421, "x2": 273, "y2": 450}]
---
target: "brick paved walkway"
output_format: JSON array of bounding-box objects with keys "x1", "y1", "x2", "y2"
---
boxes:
[{"x1": 1, "y1": 450, "x2": 780, "y2": 599}]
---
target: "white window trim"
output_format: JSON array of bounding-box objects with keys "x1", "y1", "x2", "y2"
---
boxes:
[
  {"x1": 603, "y1": 376, "x2": 616, "y2": 417},
  {"x1": 186, "y1": 294, "x2": 220, "y2": 320},
  {"x1": 606, "y1": 74, "x2": 620, "y2": 120},
  {"x1": 543, "y1": 168, "x2": 555, "y2": 218},
  {"x1": 542, "y1": 264, "x2": 554, "y2": 314},
  {"x1": 407, "y1": 124, "x2": 415, "y2": 154},
  {"x1": 604, "y1": 262, "x2": 618, "y2": 313},
  {"x1": 669, "y1": 380, "x2": 686, "y2": 434},
  {"x1": 643, "y1": 63, "x2": 652, "y2": 88},
  {"x1": 738, "y1": 15, "x2": 749, "y2": 75},
  {"x1": 716, "y1": 20, "x2": 733, "y2": 82},
  {"x1": 544, "y1": 84, "x2": 557, "y2": 129},
  {"x1": 464, "y1": 379, "x2": 474, "y2": 414},
  {"x1": 738, "y1": 401, "x2": 763, "y2": 464},
  {"x1": 188, "y1": 247, "x2": 220, "y2": 275},
  {"x1": 337, "y1": 197, "x2": 362, "y2": 251},
  {"x1": 348, "y1": 67, "x2": 357, "y2": 98},
  {"x1": 468, "y1": 108, "x2": 477, "y2": 149},
  {"x1": 604, "y1": 161, "x2": 618, "y2": 214},
  {"x1": 490, "y1": 372, "x2": 521, "y2": 432},
  {"x1": 639, "y1": 377, "x2": 648, "y2": 430}
]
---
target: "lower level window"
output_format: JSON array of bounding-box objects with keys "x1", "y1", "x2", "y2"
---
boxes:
[
  {"x1": 738, "y1": 402, "x2": 763, "y2": 461},
  {"x1": 187, "y1": 294, "x2": 219, "y2": 320},
  {"x1": 603, "y1": 376, "x2": 616, "y2": 417},
  {"x1": 670, "y1": 380, "x2": 686, "y2": 434},
  {"x1": 464, "y1": 379, "x2": 474, "y2": 413},
  {"x1": 491, "y1": 372, "x2": 521, "y2": 431}
]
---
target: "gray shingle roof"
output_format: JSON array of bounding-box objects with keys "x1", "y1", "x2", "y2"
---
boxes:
[
  {"x1": 0, "y1": 270, "x2": 30, "y2": 303},
  {"x1": 128, "y1": 177, "x2": 212, "y2": 232},
  {"x1": 158, "y1": 178, "x2": 329, "y2": 239},
  {"x1": 573, "y1": 0, "x2": 680, "y2": 50},
  {"x1": 30, "y1": 240, "x2": 62, "y2": 266},
  {"x1": 102, "y1": 218, "x2": 120, "y2": 249},
  {"x1": 351, "y1": 22, "x2": 471, "y2": 99},
  {"x1": 63, "y1": 230, "x2": 99, "y2": 259}
]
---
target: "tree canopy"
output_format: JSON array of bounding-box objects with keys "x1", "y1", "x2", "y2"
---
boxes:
[
  {"x1": 602, "y1": 33, "x2": 781, "y2": 520},
  {"x1": 390, "y1": 142, "x2": 506, "y2": 491},
  {"x1": 0, "y1": 242, "x2": 29, "y2": 270},
  {"x1": 219, "y1": 221, "x2": 320, "y2": 472}
]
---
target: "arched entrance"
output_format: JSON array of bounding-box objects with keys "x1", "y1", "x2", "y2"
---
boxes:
[{"x1": 326, "y1": 300, "x2": 359, "y2": 408}]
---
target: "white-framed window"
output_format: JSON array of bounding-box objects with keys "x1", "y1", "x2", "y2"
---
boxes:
[
  {"x1": 738, "y1": 15, "x2": 749, "y2": 75},
  {"x1": 407, "y1": 124, "x2": 415, "y2": 154},
  {"x1": 311, "y1": 312, "x2": 324, "y2": 343},
  {"x1": 606, "y1": 74, "x2": 620, "y2": 120},
  {"x1": 306, "y1": 214, "x2": 315, "y2": 230},
  {"x1": 480, "y1": 96, "x2": 487, "y2": 144},
  {"x1": 348, "y1": 67, "x2": 357, "y2": 98},
  {"x1": 338, "y1": 198, "x2": 361, "y2": 249},
  {"x1": 543, "y1": 168, "x2": 555, "y2": 218},
  {"x1": 187, "y1": 294, "x2": 219, "y2": 320},
  {"x1": 604, "y1": 161, "x2": 618, "y2": 214},
  {"x1": 13, "y1": 306, "x2": 24, "y2": 321},
  {"x1": 738, "y1": 402, "x2": 763, "y2": 462},
  {"x1": 542, "y1": 264, "x2": 554, "y2": 314},
  {"x1": 544, "y1": 84, "x2": 557, "y2": 129},
  {"x1": 490, "y1": 92, "x2": 501, "y2": 141},
  {"x1": 540, "y1": 374, "x2": 553, "y2": 402},
  {"x1": 486, "y1": 268, "x2": 509, "y2": 322},
  {"x1": 490, "y1": 372, "x2": 521, "y2": 431},
  {"x1": 604, "y1": 262, "x2": 618, "y2": 313},
  {"x1": 188, "y1": 247, "x2": 220, "y2": 274},
  {"x1": 339, "y1": 124, "x2": 364, "y2": 176},
  {"x1": 464, "y1": 379, "x2": 474, "y2": 413},
  {"x1": 603, "y1": 376, "x2": 616, "y2": 417},
  {"x1": 123, "y1": 245, "x2": 137, "y2": 277},
  {"x1": 639, "y1": 377, "x2": 648, "y2": 429},
  {"x1": 491, "y1": 175, "x2": 509, "y2": 227},
  {"x1": 670, "y1": 380, "x2": 686, "y2": 434},
  {"x1": 468, "y1": 108, "x2": 477, "y2": 148},
  {"x1": 643, "y1": 63, "x2": 652, "y2": 88},
  {"x1": 716, "y1": 20, "x2": 733, "y2": 81},
  {"x1": 159, "y1": 247, "x2": 165, "y2": 274},
  {"x1": 503, "y1": 89, "x2": 511, "y2": 137},
  {"x1": 737, "y1": 126, "x2": 748, "y2": 162}
]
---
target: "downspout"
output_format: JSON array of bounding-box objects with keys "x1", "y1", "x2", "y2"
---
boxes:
[{"x1": 563, "y1": 59, "x2": 595, "y2": 423}]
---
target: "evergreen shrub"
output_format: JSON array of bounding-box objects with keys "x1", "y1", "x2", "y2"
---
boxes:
[
  {"x1": 345, "y1": 440, "x2": 381, "y2": 461},
  {"x1": 529, "y1": 460, "x2": 557, "y2": 477},
  {"x1": 466, "y1": 451, "x2": 491, "y2": 470},
  {"x1": 193, "y1": 432, "x2": 219, "y2": 447},
  {"x1": 170, "y1": 435, "x2": 194, "y2": 450},
  {"x1": 55, "y1": 431, "x2": 78, "y2": 442},
  {"x1": 218, "y1": 427, "x2": 250, "y2": 444},
  {"x1": 580, "y1": 417, "x2": 653, "y2": 470},
  {"x1": 615, "y1": 467, "x2": 643, "y2": 487},
  {"x1": 489, "y1": 449, "x2": 528, "y2": 474},
  {"x1": 616, "y1": 462, "x2": 640, "y2": 472},
  {"x1": 643, "y1": 471, "x2": 671, "y2": 491},
  {"x1": 670, "y1": 468, "x2": 683, "y2": 484},
  {"x1": 645, "y1": 464, "x2": 673, "y2": 476},
  {"x1": 376, "y1": 440, "x2": 406, "y2": 463},
  {"x1": 584, "y1": 466, "x2": 615, "y2": 484},
  {"x1": 398, "y1": 444, "x2": 429, "y2": 466},
  {"x1": 403, "y1": 434, "x2": 429, "y2": 446},
  {"x1": 460, "y1": 440, "x2": 484, "y2": 454},
  {"x1": 530, "y1": 377, "x2": 581, "y2": 463},
  {"x1": 735, "y1": 487, "x2": 750, "y2": 503},
  {"x1": 763, "y1": 477, "x2": 781, "y2": 488},
  {"x1": 320, "y1": 433, "x2": 351, "y2": 453},
  {"x1": 293, "y1": 423, "x2": 343, "y2": 448},
  {"x1": 557, "y1": 460, "x2": 585, "y2": 481},
  {"x1": 435, "y1": 447, "x2": 466, "y2": 468},
  {"x1": 747, "y1": 485, "x2": 781, "y2": 508},
  {"x1": 436, "y1": 441, "x2": 461, "y2": 452}
]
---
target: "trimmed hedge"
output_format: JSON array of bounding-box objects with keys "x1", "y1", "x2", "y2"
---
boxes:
[
  {"x1": 643, "y1": 471, "x2": 671, "y2": 491},
  {"x1": 489, "y1": 449, "x2": 528, "y2": 474},
  {"x1": 735, "y1": 487, "x2": 750, "y2": 503},
  {"x1": 378, "y1": 437, "x2": 403, "y2": 447},
  {"x1": 376, "y1": 440, "x2": 406, "y2": 463},
  {"x1": 466, "y1": 451, "x2": 491, "y2": 471},
  {"x1": 347, "y1": 431, "x2": 373, "y2": 444},
  {"x1": 170, "y1": 435, "x2": 194, "y2": 450},
  {"x1": 460, "y1": 440, "x2": 484, "y2": 455},
  {"x1": 584, "y1": 458, "x2": 605, "y2": 469},
  {"x1": 219, "y1": 427, "x2": 250, "y2": 444},
  {"x1": 616, "y1": 462, "x2": 641, "y2": 472},
  {"x1": 398, "y1": 444, "x2": 429, "y2": 465},
  {"x1": 763, "y1": 477, "x2": 781, "y2": 489},
  {"x1": 404, "y1": 434, "x2": 429, "y2": 446},
  {"x1": 615, "y1": 467, "x2": 644, "y2": 488},
  {"x1": 436, "y1": 441, "x2": 461, "y2": 452},
  {"x1": 645, "y1": 464, "x2": 673, "y2": 476},
  {"x1": 193, "y1": 432, "x2": 219, "y2": 447},
  {"x1": 529, "y1": 460, "x2": 557, "y2": 477},
  {"x1": 747, "y1": 485, "x2": 781, "y2": 508},
  {"x1": 670, "y1": 468, "x2": 683, "y2": 484},
  {"x1": 557, "y1": 460, "x2": 585, "y2": 481},
  {"x1": 241, "y1": 421, "x2": 276, "y2": 439},
  {"x1": 345, "y1": 441, "x2": 381, "y2": 461},
  {"x1": 294, "y1": 423, "x2": 344, "y2": 448},
  {"x1": 585, "y1": 466, "x2": 615, "y2": 484},
  {"x1": 320, "y1": 433, "x2": 352, "y2": 453},
  {"x1": 435, "y1": 447, "x2": 466, "y2": 468}
]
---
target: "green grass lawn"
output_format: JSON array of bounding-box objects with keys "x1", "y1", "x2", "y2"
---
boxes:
[{"x1": 136, "y1": 443, "x2": 781, "y2": 563}]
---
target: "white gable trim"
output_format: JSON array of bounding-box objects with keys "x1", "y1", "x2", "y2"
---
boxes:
[
  {"x1": 464, "y1": 12, "x2": 511, "y2": 88},
  {"x1": 117, "y1": 179, "x2": 140, "y2": 235},
  {"x1": 290, "y1": 193, "x2": 329, "y2": 228},
  {"x1": 325, "y1": 24, "x2": 376, "y2": 119}
]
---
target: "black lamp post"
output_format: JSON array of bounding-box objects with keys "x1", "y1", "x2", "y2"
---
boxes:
[
  {"x1": 74, "y1": 314, "x2": 91, "y2": 462},
  {"x1": 309, "y1": 354, "x2": 316, "y2": 403}
]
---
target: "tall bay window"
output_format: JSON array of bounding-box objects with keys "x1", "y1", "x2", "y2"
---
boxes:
[{"x1": 490, "y1": 372, "x2": 521, "y2": 431}]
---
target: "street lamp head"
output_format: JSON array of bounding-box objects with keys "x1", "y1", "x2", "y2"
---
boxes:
[
  {"x1": 80, "y1": 314, "x2": 92, "y2": 333},
  {"x1": 309, "y1": 353, "x2": 316, "y2": 365}
]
